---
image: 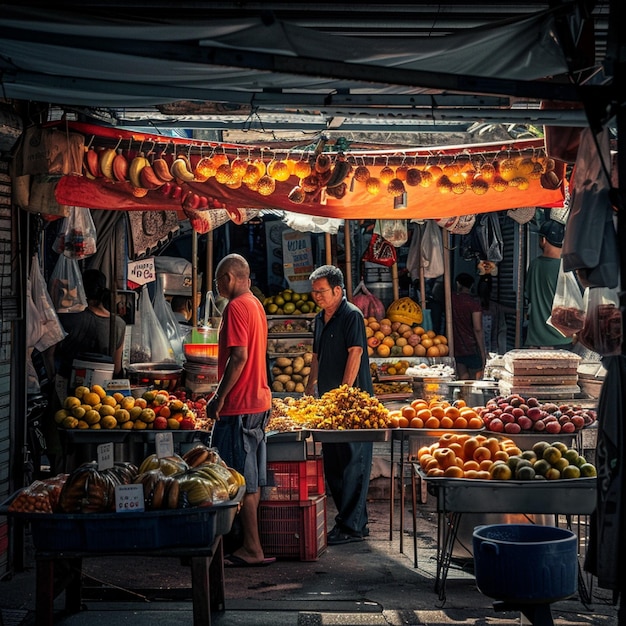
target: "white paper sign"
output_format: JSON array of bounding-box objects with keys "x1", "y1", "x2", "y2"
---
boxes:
[
  {"x1": 127, "y1": 257, "x2": 156, "y2": 287},
  {"x1": 282, "y1": 230, "x2": 314, "y2": 292},
  {"x1": 104, "y1": 379, "x2": 132, "y2": 396},
  {"x1": 97, "y1": 442, "x2": 114, "y2": 470},
  {"x1": 155, "y1": 432, "x2": 174, "y2": 458},
  {"x1": 115, "y1": 484, "x2": 145, "y2": 513}
]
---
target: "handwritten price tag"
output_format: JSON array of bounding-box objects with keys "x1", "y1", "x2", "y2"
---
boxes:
[
  {"x1": 155, "y1": 432, "x2": 174, "y2": 458},
  {"x1": 97, "y1": 442, "x2": 114, "y2": 470},
  {"x1": 127, "y1": 257, "x2": 156, "y2": 287},
  {"x1": 115, "y1": 484, "x2": 145, "y2": 513}
]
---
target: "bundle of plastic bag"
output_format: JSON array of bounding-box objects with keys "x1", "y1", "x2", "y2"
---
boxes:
[
  {"x1": 129, "y1": 285, "x2": 175, "y2": 363},
  {"x1": 153, "y1": 275, "x2": 186, "y2": 364}
]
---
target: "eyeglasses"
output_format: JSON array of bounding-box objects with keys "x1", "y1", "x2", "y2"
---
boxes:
[{"x1": 311, "y1": 287, "x2": 332, "y2": 296}]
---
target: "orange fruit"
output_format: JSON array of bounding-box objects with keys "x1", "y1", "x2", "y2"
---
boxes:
[
  {"x1": 376, "y1": 344, "x2": 391, "y2": 358},
  {"x1": 420, "y1": 337, "x2": 433, "y2": 349},
  {"x1": 389, "y1": 415, "x2": 401, "y2": 428},
  {"x1": 424, "y1": 457, "x2": 440, "y2": 472},
  {"x1": 427, "y1": 468, "x2": 444, "y2": 477},
  {"x1": 410, "y1": 416, "x2": 424, "y2": 429},
  {"x1": 414, "y1": 326, "x2": 425, "y2": 335},
  {"x1": 433, "y1": 447, "x2": 457, "y2": 469},
  {"x1": 398, "y1": 416, "x2": 409, "y2": 428},
  {"x1": 448, "y1": 442, "x2": 463, "y2": 458},
  {"x1": 417, "y1": 446, "x2": 432, "y2": 460},
  {"x1": 426, "y1": 330, "x2": 436, "y2": 338},
  {"x1": 416, "y1": 408, "x2": 432, "y2": 421},
  {"x1": 382, "y1": 336, "x2": 395, "y2": 348},
  {"x1": 411, "y1": 399, "x2": 428, "y2": 410},
  {"x1": 484, "y1": 437, "x2": 502, "y2": 458},
  {"x1": 477, "y1": 470, "x2": 491, "y2": 480},
  {"x1": 439, "y1": 416, "x2": 454, "y2": 429},
  {"x1": 454, "y1": 399, "x2": 467, "y2": 409},
  {"x1": 431, "y1": 406, "x2": 445, "y2": 419},
  {"x1": 444, "y1": 406, "x2": 460, "y2": 419},
  {"x1": 463, "y1": 460, "x2": 480, "y2": 471},
  {"x1": 464, "y1": 469, "x2": 480, "y2": 479},
  {"x1": 401, "y1": 405, "x2": 416, "y2": 419},
  {"x1": 479, "y1": 459, "x2": 494, "y2": 471},
  {"x1": 435, "y1": 335, "x2": 448, "y2": 345},
  {"x1": 453, "y1": 416, "x2": 468, "y2": 429},
  {"x1": 468, "y1": 417, "x2": 484, "y2": 429},
  {"x1": 494, "y1": 450, "x2": 510, "y2": 462},
  {"x1": 413, "y1": 344, "x2": 427, "y2": 357},
  {"x1": 438, "y1": 344, "x2": 449, "y2": 356},
  {"x1": 444, "y1": 465, "x2": 464, "y2": 478},
  {"x1": 474, "y1": 446, "x2": 492, "y2": 463},
  {"x1": 463, "y1": 437, "x2": 481, "y2": 460},
  {"x1": 402, "y1": 345, "x2": 415, "y2": 357},
  {"x1": 425, "y1": 416, "x2": 441, "y2": 429}
]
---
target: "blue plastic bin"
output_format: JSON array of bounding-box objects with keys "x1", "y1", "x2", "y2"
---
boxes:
[{"x1": 473, "y1": 524, "x2": 578, "y2": 603}]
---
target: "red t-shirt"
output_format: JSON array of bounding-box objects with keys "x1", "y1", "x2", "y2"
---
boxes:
[
  {"x1": 451, "y1": 291, "x2": 482, "y2": 357},
  {"x1": 217, "y1": 291, "x2": 271, "y2": 415}
]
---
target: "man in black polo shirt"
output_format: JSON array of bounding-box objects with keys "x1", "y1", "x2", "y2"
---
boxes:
[{"x1": 305, "y1": 265, "x2": 374, "y2": 545}]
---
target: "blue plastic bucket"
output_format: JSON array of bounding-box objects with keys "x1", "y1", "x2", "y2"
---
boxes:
[{"x1": 473, "y1": 524, "x2": 578, "y2": 603}]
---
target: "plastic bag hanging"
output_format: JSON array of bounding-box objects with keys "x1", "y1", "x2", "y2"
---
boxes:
[
  {"x1": 129, "y1": 285, "x2": 176, "y2": 364},
  {"x1": 547, "y1": 260, "x2": 585, "y2": 337},
  {"x1": 152, "y1": 275, "x2": 186, "y2": 365},
  {"x1": 578, "y1": 286, "x2": 622, "y2": 356},
  {"x1": 30, "y1": 255, "x2": 67, "y2": 353},
  {"x1": 48, "y1": 255, "x2": 87, "y2": 313},
  {"x1": 52, "y1": 206, "x2": 97, "y2": 259},
  {"x1": 379, "y1": 219, "x2": 408, "y2": 247}
]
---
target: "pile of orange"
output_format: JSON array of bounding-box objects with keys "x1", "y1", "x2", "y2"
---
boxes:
[
  {"x1": 388, "y1": 398, "x2": 483, "y2": 430},
  {"x1": 416, "y1": 433, "x2": 522, "y2": 479}
]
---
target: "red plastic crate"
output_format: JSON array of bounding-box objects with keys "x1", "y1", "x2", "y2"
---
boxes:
[
  {"x1": 259, "y1": 495, "x2": 327, "y2": 561},
  {"x1": 263, "y1": 459, "x2": 325, "y2": 501}
]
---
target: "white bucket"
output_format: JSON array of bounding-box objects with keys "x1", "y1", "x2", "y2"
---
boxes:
[{"x1": 71, "y1": 359, "x2": 115, "y2": 389}]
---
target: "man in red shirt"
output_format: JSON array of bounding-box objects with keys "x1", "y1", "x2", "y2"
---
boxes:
[
  {"x1": 451, "y1": 272, "x2": 487, "y2": 379},
  {"x1": 207, "y1": 253, "x2": 274, "y2": 566}
]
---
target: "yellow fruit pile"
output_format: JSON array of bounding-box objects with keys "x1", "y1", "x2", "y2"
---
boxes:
[
  {"x1": 54, "y1": 386, "x2": 197, "y2": 431},
  {"x1": 417, "y1": 434, "x2": 597, "y2": 481},
  {"x1": 263, "y1": 288, "x2": 321, "y2": 316},
  {"x1": 286, "y1": 385, "x2": 392, "y2": 430},
  {"x1": 364, "y1": 316, "x2": 448, "y2": 358}
]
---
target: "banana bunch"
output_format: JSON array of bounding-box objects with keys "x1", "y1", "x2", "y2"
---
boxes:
[
  {"x1": 182, "y1": 444, "x2": 221, "y2": 468},
  {"x1": 138, "y1": 453, "x2": 189, "y2": 476},
  {"x1": 190, "y1": 461, "x2": 244, "y2": 499},
  {"x1": 133, "y1": 469, "x2": 181, "y2": 510}
]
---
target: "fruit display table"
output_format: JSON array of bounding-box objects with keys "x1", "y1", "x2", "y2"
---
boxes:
[
  {"x1": 34, "y1": 537, "x2": 225, "y2": 626},
  {"x1": 412, "y1": 468, "x2": 596, "y2": 603},
  {"x1": 2, "y1": 488, "x2": 243, "y2": 625}
]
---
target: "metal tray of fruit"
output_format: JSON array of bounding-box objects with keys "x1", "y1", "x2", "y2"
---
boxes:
[
  {"x1": 393, "y1": 427, "x2": 485, "y2": 441},
  {"x1": 310, "y1": 428, "x2": 391, "y2": 443},
  {"x1": 416, "y1": 467, "x2": 596, "y2": 515}
]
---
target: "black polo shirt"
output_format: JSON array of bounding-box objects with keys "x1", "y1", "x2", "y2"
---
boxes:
[{"x1": 312, "y1": 297, "x2": 374, "y2": 396}]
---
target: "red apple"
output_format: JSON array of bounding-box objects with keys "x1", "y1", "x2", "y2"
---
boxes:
[
  {"x1": 558, "y1": 415, "x2": 572, "y2": 426},
  {"x1": 154, "y1": 416, "x2": 168, "y2": 430},
  {"x1": 545, "y1": 421, "x2": 562, "y2": 434},
  {"x1": 408, "y1": 333, "x2": 421, "y2": 346},
  {"x1": 488, "y1": 418, "x2": 504, "y2": 432},
  {"x1": 527, "y1": 397, "x2": 539, "y2": 407},
  {"x1": 512, "y1": 408, "x2": 525, "y2": 418},
  {"x1": 571, "y1": 415, "x2": 585, "y2": 430},
  {"x1": 367, "y1": 336, "x2": 381, "y2": 348},
  {"x1": 517, "y1": 416, "x2": 533, "y2": 431},
  {"x1": 533, "y1": 420, "x2": 546, "y2": 432},
  {"x1": 527, "y1": 407, "x2": 542, "y2": 421},
  {"x1": 504, "y1": 422, "x2": 521, "y2": 434},
  {"x1": 561, "y1": 421, "x2": 576, "y2": 433},
  {"x1": 179, "y1": 418, "x2": 195, "y2": 430},
  {"x1": 500, "y1": 412, "x2": 516, "y2": 424}
]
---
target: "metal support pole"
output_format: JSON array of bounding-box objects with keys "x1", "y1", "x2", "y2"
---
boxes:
[{"x1": 344, "y1": 220, "x2": 353, "y2": 299}]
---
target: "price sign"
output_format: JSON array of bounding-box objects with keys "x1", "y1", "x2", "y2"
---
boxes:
[
  {"x1": 127, "y1": 257, "x2": 156, "y2": 288},
  {"x1": 97, "y1": 442, "x2": 114, "y2": 470},
  {"x1": 115, "y1": 484, "x2": 145, "y2": 513},
  {"x1": 155, "y1": 432, "x2": 174, "y2": 458}
]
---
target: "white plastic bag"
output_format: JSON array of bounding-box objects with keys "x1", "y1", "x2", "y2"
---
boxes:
[
  {"x1": 379, "y1": 219, "x2": 408, "y2": 247},
  {"x1": 48, "y1": 255, "x2": 87, "y2": 313},
  {"x1": 153, "y1": 276, "x2": 185, "y2": 364},
  {"x1": 421, "y1": 221, "x2": 445, "y2": 279},
  {"x1": 129, "y1": 285, "x2": 175, "y2": 363},
  {"x1": 547, "y1": 261, "x2": 585, "y2": 337}
]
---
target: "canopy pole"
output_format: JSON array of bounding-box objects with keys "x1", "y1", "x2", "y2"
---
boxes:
[
  {"x1": 515, "y1": 221, "x2": 525, "y2": 349},
  {"x1": 191, "y1": 229, "x2": 199, "y2": 327},
  {"x1": 325, "y1": 232, "x2": 332, "y2": 265},
  {"x1": 344, "y1": 220, "x2": 353, "y2": 299},
  {"x1": 206, "y1": 228, "x2": 214, "y2": 296},
  {"x1": 443, "y1": 230, "x2": 454, "y2": 355},
  {"x1": 391, "y1": 262, "x2": 399, "y2": 302}
]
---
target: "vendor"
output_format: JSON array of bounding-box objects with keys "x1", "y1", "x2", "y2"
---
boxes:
[
  {"x1": 170, "y1": 295, "x2": 192, "y2": 325},
  {"x1": 56, "y1": 268, "x2": 127, "y2": 380}
]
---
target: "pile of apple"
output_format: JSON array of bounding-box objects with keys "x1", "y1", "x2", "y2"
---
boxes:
[{"x1": 480, "y1": 394, "x2": 596, "y2": 435}]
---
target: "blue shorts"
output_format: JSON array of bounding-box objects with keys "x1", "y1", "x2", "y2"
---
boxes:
[{"x1": 211, "y1": 411, "x2": 270, "y2": 494}]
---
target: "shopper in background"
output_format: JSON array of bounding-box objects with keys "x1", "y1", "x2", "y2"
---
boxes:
[
  {"x1": 305, "y1": 265, "x2": 373, "y2": 545},
  {"x1": 170, "y1": 295, "x2": 192, "y2": 325},
  {"x1": 525, "y1": 219, "x2": 572, "y2": 349},
  {"x1": 451, "y1": 272, "x2": 486, "y2": 379},
  {"x1": 207, "y1": 253, "x2": 274, "y2": 567}
]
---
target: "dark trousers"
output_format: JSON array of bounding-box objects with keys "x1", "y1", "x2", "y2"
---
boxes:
[{"x1": 322, "y1": 441, "x2": 373, "y2": 535}]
